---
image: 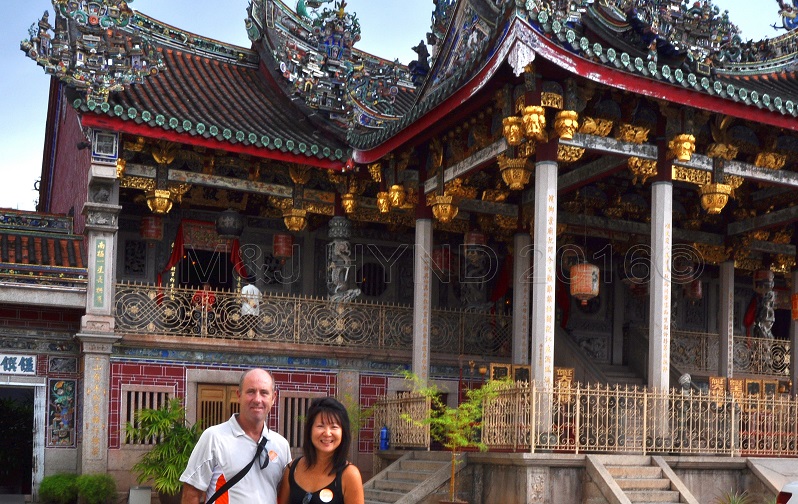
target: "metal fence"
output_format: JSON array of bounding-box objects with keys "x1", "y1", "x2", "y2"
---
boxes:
[
  {"x1": 671, "y1": 330, "x2": 790, "y2": 377},
  {"x1": 375, "y1": 381, "x2": 798, "y2": 457},
  {"x1": 114, "y1": 282, "x2": 511, "y2": 357}
]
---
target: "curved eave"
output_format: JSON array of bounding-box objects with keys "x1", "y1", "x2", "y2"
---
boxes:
[
  {"x1": 79, "y1": 112, "x2": 348, "y2": 170},
  {"x1": 354, "y1": 16, "x2": 798, "y2": 164}
]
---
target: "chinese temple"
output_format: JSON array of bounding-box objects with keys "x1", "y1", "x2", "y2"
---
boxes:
[{"x1": 7, "y1": 0, "x2": 798, "y2": 501}]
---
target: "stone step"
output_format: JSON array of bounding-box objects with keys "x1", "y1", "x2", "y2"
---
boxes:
[
  {"x1": 606, "y1": 465, "x2": 662, "y2": 478},
  {"x1": 364, "y1": 487, "x2": 405, "y2": 503},
  {"x1": 624, "y1": 490, "x2": 680, "y2": 502},
  {"x1": 373, "y1": 478, "x2": 419, "y2": 493},
  {"x1": 384, "y1": 469, "x2": 433, "y2": 482},
  {"x1": 616, "y1": 478, "x2": 671, "y2": 491},
  {"x1": 398, "y1": 459, "x2": 448, "y2": 472}
]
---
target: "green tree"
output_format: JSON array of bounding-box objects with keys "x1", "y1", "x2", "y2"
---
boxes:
[{"x1": 400, "y1": 371, "x2": 506, "y2": 503}]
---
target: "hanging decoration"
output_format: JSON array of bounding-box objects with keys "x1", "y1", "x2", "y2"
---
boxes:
[
  {"x1": 791, "y1": 293, "x2": 798, "y2": 321},
  {"x1": 20, "y1": 2, "x2": 165, "y2": 104},
  {"x1": 139, "y1": 215, "x2": 163, "y2": 241},
  {"x1": 570, "y1": 262, "x2": 600, "y2": 306},
  {"x1": 215, "y1": 209, "x2": 245, "y2": 240},
  {"x1": 273, "y1": 233, "x2": 294, "y2": 260}
]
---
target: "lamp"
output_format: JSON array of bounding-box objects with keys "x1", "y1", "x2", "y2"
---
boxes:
[
  {"x1": 215, "y1": 208, "x2": 244, "y2": 239},
  {"x1": 570, "y1": 262, "x2": 600, "y2": 306},
  {"x1": 283, "y1": 208, "x2": 308, "y2": 232},
  {"x1": 388, "y1": 184, "x2": 406, "y2": 208},
  {"x1": 498, "y1": 154, "x2": 532, "y2": 191},
  {"x1": 341, "y1": 193, "x2": 357, "y2": 214},
  {"x1": 698, "y1": 183, "x2": 731, "y2": 214},
  {"x1": 145, "y1": 189, "x2": 173, "y2": 215},
  {"x1": 430, "y1": 194, "x2": 458, "y2": 224},
  {"x1": 376, "y1": 191, "x2": 390, "y2": 213}
]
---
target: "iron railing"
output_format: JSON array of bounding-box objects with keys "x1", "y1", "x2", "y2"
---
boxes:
[
  {"x1": 113, "y1": 282, "x2": 511, "y2": 356},
  {"x1": 374, "y1": 381, "x2": 798, "y2": 457},
  {"x1": 671, "y1": 330, "x2": 790, "y2": 377}
]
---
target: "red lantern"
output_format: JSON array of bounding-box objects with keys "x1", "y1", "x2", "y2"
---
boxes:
[
  {"x1": 140, "y1": 216, "x2": 163, "y2": 241},
  {"x1": 684, "y1": 279, "x2": 703, "y2": 300},
  {"x1": 570, "y1": 262, "x2": 600, "y2": 306},
  {"x1": 431, "y1": 247, "x2": 452, "y2": 272},
  {"x1": 273, "y1": 233, "x2": 294, "y2": 259},
  {"x1": 464, "y1": 230, "x2": 486, "y2": 245},
  {"x1": 792, "y1": 293, "x2": 798, "y2": 321}
]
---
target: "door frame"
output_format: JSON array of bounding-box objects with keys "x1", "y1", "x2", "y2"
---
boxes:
[{"x1": 0, "y1": 376, "x2": 45, "y2": 501}]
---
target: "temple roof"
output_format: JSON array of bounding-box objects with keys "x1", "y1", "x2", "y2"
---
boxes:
[
  {"x1": 71, "y1": 12, "x2": 351, "y2": 166},
  {"x1": 0, "y1": 209, "x2": 86, "y2": 271},
  {"x1": 21, "y1": 0, "x2": 798, "y2": 167}
]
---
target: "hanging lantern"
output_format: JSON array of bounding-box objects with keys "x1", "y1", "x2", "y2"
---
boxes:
[
  {"x1": 431, "y1": 247, "x2": 452, "y2": 272},
  {"x1": 341, "y1": 193, "x2": 357, "y2": 214},
  {"x1": 140, "y1": 215, "x2": 164, "y2": 241},
  {"x1": 699, "y1": 183, "x2": 731, "y2": 215},
  {"x1": 464, "y1": 230, "x2": 486, "y2": 246},
  {"x1": 753, "y1": 269, "x2": 775, "y2": 295},
  {"x1": 283, "y1": 208, "x2": 308, "y2": 232},
  {"x1": 388, "y1": 184, "x2": 406, "y2": 208},
  {"x1": 215, "y1": 208, "x2": 245, "y2": 240},
  {"x1": 273, "y1": 233, "x2": 294, "y2": 259},
  {"x1": 791, "y1": 293, "x2": 798, "y2": 321},
  {"x1": 146, "y1": 189, "x2": 173, "y2": 215},
  {"x1": 430, "y1": 194, "x2": 458, "y2": 224},
  {"x1": 570, "y1": 262, "x2": 600, "y2": 306},
  {"x1": 376, "y1": 191, "x2": 390, "y2": 213},
  {"x1": 684, "y1": 279, "x2": 703, "y2": 300}
]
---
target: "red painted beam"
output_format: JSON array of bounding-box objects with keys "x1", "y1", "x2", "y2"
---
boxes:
[{"x1": 79, "y1": 114, "x2": 345, "y2": 171}]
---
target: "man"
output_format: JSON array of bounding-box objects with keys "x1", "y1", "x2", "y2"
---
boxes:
[{"x1": 180, "y1": 369, "x2": 291, "y2": 504}]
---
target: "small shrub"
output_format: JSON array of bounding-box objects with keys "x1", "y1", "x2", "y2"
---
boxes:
[
  {"x1": 39, "y1": 473, "x2": 78, "y2": 504},
  {"x1": 75, "y1": 473, "x2": 117, "y2": 504},
  {"x1": 715, "y1": 489, "x2": 751, "y2": 504}
]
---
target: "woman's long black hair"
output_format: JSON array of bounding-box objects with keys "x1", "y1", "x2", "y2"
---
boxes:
[{"x1": 302, "y1": 397, "x2": 351, "y2": 474}]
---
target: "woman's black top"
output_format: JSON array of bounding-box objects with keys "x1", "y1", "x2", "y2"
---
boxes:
[{"x1": 287, "y1": 456, "x2": 347, "y2": 504}]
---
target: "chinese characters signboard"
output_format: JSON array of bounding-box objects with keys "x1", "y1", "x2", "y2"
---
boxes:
[
  {"x1": 94, "y1": 239, "x2": 106, "y2": 308},
  {"x1": 0, "y1": 354, "x2": 36, "y2": 375}
]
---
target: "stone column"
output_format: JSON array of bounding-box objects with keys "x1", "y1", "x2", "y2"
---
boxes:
[
  {"x1": 413, "y1": 217, "x2": 433, "y2": 383},
  {"x1": 648, "y1": 180, "x2": 672, "y2": 391},
  {"x1": 611, "y1": 269, "x2": 625, "y2": 366},
  {"x1": 719, "y1": 261, "x2": 735, "y2": 379},
  {"x1": 78, "y1": 140, "x2": 122, "y2": 474},
  {"x1": 531, "y1": 150, "x2": 557, "y2": 387},
  {"x1": 512, "y1": 231, "x2": 531, "y2": 365}
]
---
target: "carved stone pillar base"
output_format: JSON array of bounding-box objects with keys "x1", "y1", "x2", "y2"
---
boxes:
[{"x1": 75, "y1": 330, "x2": 120, "y2": 474}]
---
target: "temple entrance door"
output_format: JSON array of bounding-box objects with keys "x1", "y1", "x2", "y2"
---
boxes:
[
  {"x1": 177, "y1": 248, "x2": 234, "y2": 291},
  {"x1": 0, "y1": 386, "x2": 34, "y2": 495}
]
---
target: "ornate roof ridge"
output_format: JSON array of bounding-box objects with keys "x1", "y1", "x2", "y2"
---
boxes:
[{"x1": 130, "y1": 12, "x2": 260, "y2": 67}]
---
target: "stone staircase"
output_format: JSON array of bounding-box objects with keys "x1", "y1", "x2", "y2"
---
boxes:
[
  {"x1": 364, "y1": 451, "x2": 453, "y2": 504},
  {"x1": 598, "y1": 364, "x2": 645, "y2": 387},
  {"x1": 586, "y1": 455, "x2": 699, "y2": 504}
]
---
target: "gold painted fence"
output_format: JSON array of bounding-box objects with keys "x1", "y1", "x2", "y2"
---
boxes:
[
  {"x1": 375, "y1": 381, "x2": 798, "y2": 457},
  {"x1": 113, "y1": 282, "x2": 511, "y2": 356}
]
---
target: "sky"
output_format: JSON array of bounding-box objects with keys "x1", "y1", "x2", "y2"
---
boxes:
[{"x1": 0, "y1": 1, "x2": 783, "y2": 212}]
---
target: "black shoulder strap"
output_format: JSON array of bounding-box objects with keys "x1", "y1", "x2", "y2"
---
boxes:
[{"x1": 206, "y1": 436, "x2": 267, "y2": 504}]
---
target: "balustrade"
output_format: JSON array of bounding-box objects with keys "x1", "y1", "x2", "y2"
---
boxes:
[
  {"x1": 113, "y1": 282, "x2": 511, "y2": 356},
  {"x1": 375, "y1": 381, "x2": 798, "y2": 457}
]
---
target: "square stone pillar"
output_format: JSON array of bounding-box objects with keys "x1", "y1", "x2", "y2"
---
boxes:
[
  {"x1": 719, "y1": 261, "x2": 735, "y2": 378},
  {"x1": 648, "y1": 181, "x2": 672, "y2": 391},
  {"x1": 512, "y1": 232, "x2": 532, "y2": 365},
  {"x1": 413, "y1": 218, "x2": 433, "y2": 383}
]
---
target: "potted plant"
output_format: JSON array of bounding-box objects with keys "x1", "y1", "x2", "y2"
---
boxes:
[
  {"x1": 401, "y1": 372, "x2": 505, "y2": 503},
  {"x1": 125, "y1": 398, "x2": 202, "y2": 504}
]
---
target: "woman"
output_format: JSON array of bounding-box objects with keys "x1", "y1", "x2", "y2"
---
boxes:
[{"x1": 278, "y1": 397, "x2": 364, "y2": 504}]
